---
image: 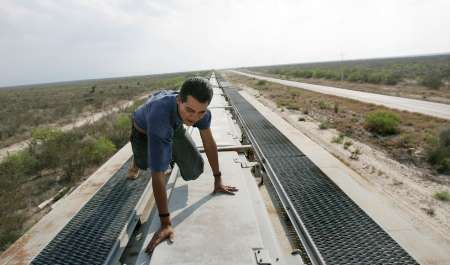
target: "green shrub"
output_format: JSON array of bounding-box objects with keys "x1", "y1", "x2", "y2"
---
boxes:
[
  {"x1": 87, "y1": 137, "x2": 116, "y2": 164},
  {"x1": 31, "y1": 127, "x2": 63, "y2": 142},
  {"x1": 344, "y1": 140, "x2": 353, "y2": 149},
  {"x1": 0, "y1": 151, "x2": 39, "y2": 187},
  {"x1": 319, "y1": 120, "x2": 331, "y2": 130},
  {"x1": 286, "y1": 105, "x2": 300, "y2": 111},
  {"x1": 367, "y1": 72, "x2": 384, "y2": 84},
  {"x1": 398, "y1": 133, "x2": 415, "y2": 148},
  {"x1": 272, "y1": 69, "x2": 281, "y2": 75},
  {"x1": 0, "y1": 213, "x2": 25, "y2": 251},
  {"x1": 427, "y1": 128, "x2": 450, "y2": 173},
  {"x1": 421, "y1": 72, "x2": 443, "y2": 89},
  {"x1": 33, "y1": 130, "x2": 72, "y2": 169},
  {"x1": 364, "y1": 111, "x2": 400, "y2": 135},
  {"x1": 114, "y1": 114, "x2": 131, "y2": 131},
  {"x1": 291, "y1": 71, "x2": 303, "y2": 78},
  {"x1": 347, "y1": 71, "x2": 368, "y2": 83},
  {"x1": 383, "y1": 73, "x2": 401, "y2": 85},
  {"x1": 30, "y1": 130, "x2": 116, "y2": 181},
  {"x1": 294, "y1": 70, "x2": 313, "y2": 78},
  {"x1": 318, "y1": 101, "x2": 330, "y2": 110},
  {"x1": 439, "y1": 128, "x2": 450, "y2": 146},
  {"x1": 305, "y1": 70, "x2": 314, "y2": 78},
  {"x1": 312, "y1": 70, "x2": 322, "y2": 79},
  {"x1": 276, "y1": 98, "x2": 295, "y2": 109},
  {"x1": 52, "y1": 132, "x2": 86, "y2": 181},
  {"x1": 427, "y1": 144, "x2": 448, "y2": 164},
  {"x1": 323, "y1": 70, "x2": 340, "y2": 80},
  {"x1": 256, "y1": 80, "x2": 266, "y2": 86},
  {"x1": 334, "y1": 102, "x2": 339, "y2": 113},
  {"x1": 111, "y1": 114, "x2": 131, "y2": 146},
  {"x1": 433, "y1": 191, "x2": 450, "y2": 201},
  {"x1": 332, "y1": 133, "x2": 345, "y2": 144}
]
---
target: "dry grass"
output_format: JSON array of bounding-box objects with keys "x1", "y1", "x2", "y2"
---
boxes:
[
  {"x1": 227, "y1": 73, "x2": 450, "y2": 172},
  {"x1": 0, "y1": 71, "x2": 208, "y2": 148}
]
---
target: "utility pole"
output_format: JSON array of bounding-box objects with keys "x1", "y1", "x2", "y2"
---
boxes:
[{"x1": 340, "y1": 52, "x2": 344, "y2": 82}]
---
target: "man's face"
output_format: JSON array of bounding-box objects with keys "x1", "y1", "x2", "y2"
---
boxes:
[{"x1": 177, "y1": 95, "x2": 209, "y2": 126}]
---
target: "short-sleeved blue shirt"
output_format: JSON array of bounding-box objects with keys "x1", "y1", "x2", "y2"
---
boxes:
[{"x1": 133, "y1": 90, "x2": 211, "y2": 172}]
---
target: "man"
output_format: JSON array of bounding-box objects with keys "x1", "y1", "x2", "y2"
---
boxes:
[{"x1": 128, "y1": 76, "x2": 238, "y2": 254}]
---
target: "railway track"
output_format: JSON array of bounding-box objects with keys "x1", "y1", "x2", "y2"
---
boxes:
[{"x1": 216, "y1": 73, "x2": 418, "y2": 265}]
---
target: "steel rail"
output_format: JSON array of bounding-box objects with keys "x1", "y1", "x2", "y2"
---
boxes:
[
  {"x1": 215, "y1": 72, "x2": 418, "y2": 265},
  {"x1": 216, "y1": 75, "x2": 325, "y2": 265}
]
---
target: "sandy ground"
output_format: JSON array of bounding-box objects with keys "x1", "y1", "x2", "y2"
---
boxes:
[
  {"x1": 0, "y1": 94, "x2": 149, "y2": 162},
  {"x1": 232, "y1": 81, "x2": 450, "y2": 247}
]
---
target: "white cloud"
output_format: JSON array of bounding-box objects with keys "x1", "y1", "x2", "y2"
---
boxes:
[{"x1": 0, "y1": 0, "x2": 449, "y2": 86}]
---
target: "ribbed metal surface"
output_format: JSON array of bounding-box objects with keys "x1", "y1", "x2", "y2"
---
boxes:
[
  {"x1": 263, "y1": 168, "x2": 312, "y2": 265},
  {"x1": 226, "y1": 93, "x2": 304, "y2": 158},
  {"x1": 31, "y1": 159, "x2": 150, "y2": 265},
  {"x1": 218, "y1": 76, "x2": 418, "y2": 265}
]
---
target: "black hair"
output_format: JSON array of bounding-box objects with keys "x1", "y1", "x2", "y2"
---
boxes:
[{"x1": 179, "y1": 77, "x2": 213, "y2": 104}]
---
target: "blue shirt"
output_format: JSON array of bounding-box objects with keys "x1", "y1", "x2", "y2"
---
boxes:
[{"x1": 133, "y1": 90, "x2": 211, "y2": 172}]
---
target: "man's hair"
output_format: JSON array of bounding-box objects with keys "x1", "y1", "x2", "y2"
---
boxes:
[{"x1": 179, "y1": 77, "x2": 213, "y2": 104}]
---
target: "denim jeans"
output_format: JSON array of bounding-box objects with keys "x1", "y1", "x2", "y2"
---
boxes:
[{"x1": 130, "y1": 123, "x2": 204, "y2": 181}]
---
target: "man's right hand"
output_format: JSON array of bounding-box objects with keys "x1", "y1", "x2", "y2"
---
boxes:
[{"x1": 145, "y1": 224, "x2": 175, "y2": 254}]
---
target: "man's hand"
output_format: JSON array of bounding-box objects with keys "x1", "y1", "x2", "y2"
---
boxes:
[
  {"x1": 145, "y1": 224, "x2": 174, "y2": 254},
  {"x1": 213, "y1": 178, "x2": 239, "y2": 195},
  {"x1": 213, "y1": 184, "x2": 239, "y2": 195},
  {"x1": 199, "y1": 129, "x2": 238, "y2": 195}
]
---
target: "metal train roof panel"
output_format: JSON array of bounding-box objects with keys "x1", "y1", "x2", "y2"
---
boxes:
[
  {"x1": 134, "y1": 152, "x2": 284, "y2": 265},
  {"x1": 190, "y1": 108, "x2": 241, "y2": 148}
]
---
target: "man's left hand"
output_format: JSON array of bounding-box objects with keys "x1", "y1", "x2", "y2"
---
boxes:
[{"x1": 213, "y1": 182, "x2": 239, "y2": 195}]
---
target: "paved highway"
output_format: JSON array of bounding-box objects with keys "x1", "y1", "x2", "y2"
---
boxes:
[{"x1": 230, "y1": 70, "x2": 450, "y2": 120}]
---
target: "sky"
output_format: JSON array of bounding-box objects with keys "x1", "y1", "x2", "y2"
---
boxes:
[{"x1": 1, "y1": 0, "x2": 450, "y2": 87}]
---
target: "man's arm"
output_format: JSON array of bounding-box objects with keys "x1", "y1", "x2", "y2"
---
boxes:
[
  {"x1": 152, "y1": 171, "x2": 171, "y2": 225},
  {"x1": 144, "y1": 130, "x2": 174, "y2": 254},
  {"x1": 145, "y1": 171, "x2": 174, "y2": 254},
  {"x1": 199, "y1": 128, "x2": 220, "y2": 176},
  {"x1": 199, "y1": 128, "x2": 238, "y2": 195}
]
